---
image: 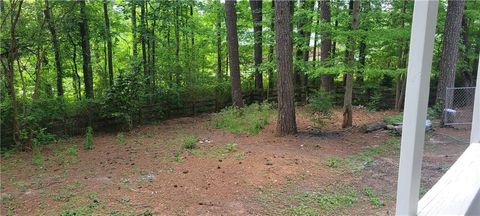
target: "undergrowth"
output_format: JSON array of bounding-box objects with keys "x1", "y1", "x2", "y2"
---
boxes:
[
  {"x1": 212, "y1": 103, "x2": 273, "y2": 135},
  {"x1": 326, "y1": 138, "x2": 400, "y2": 173}
]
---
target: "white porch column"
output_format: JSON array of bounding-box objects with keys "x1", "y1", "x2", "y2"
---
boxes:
[
  {"x1": 471, "y1": 54, "x2": 480, "y2": 144},
  {"x1": 395, "y1": 1, "x2": 439, "y2": 215}
]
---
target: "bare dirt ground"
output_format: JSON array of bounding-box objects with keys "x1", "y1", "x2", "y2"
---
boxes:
[{"x1": 1, "y1": 108, "x2": 470, "y2": 215}]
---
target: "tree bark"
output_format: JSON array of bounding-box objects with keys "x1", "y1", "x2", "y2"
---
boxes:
[
  {"x1": 460, "y1": 12, "x2": 472, "y2": 87},
  {"x1": 216, "y1": 4, "x2": 222, "y2": 80},
  {"x1": 79, "y1": 0, "x2": 94, "y2": 99},
  {"x1": 319, "y1": 0, "x2": 334, "y2": 91},
  {"x1": 33, "y1": 46, "x2": 44, "y2": 101},
  {"x1": 250, "y1": 0, "x2": 263, "y2": 92},
  {"x1": 103, "y1": 0, "x2": 113, "y2": 86},
  {"x1": 140, "y1": 0, "x2": 149, "y2": 88},
  {"x1": 394, "y1": 0, "x2": 407, "y2": 111},
  {"x1": 437, "y1": 0, "x2": 465, "y2": 126},
  {"x1": 275, "y1": 0, "x2": 297, "y2": 136},
  {"x1": 131, "y1": 1, "x2": 138, "y2": 61},
  {"x1": 44, "y1": 0, "x2": 64, "y2": 96},
  {"x1": 267, "y1": 1, "x2": 275, "y2": 92},
  {"x1": 225, "y1": 0, "x2": 244, "y2": 108},
  {"x1": 6, "y1": 0, "x2": 23, "y2": 146},
  {"x1": 342, "y1": 0, "x2": 360, "y2": 128}
]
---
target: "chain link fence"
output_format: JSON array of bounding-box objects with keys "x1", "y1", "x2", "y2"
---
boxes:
[{"x1": 444, "y1": 87, "x2": 476, "y2": 125}]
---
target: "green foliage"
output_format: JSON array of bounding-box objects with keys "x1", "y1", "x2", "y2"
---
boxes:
[
  {"x1": 327, "y1": 138, "x2": 400, "y2": 172},
  {"x1": 182, "y1": 135, "x2": 197, "y2": 150},
  {"x1": 67, "y1": 145, "x2": 78, "y2": 157},
  {"x1": 367, "y1": 92, "x2": 384, "y2": 111},
  {"x1": 363, "y1": 188, "x2": 383, "y2": 208},
  {"x1": 116, "y1": 133, "x2": 126, "y2": 145},
  {"x1": 32, "y1": 128, "x2": 56, "y2": 146},
  {"x1": 296, "y1": 190, "x2": 357, "y2": 212},
  {"x1": 284, "y1": 204, "x2": 319, "y2": 216},
  {"x1": 235, "y1": 152, "x2": 246, "y2": 160},
  {"x1": 101, "y1": 74, "x2": 145, "y2": 128},
  {"x1": 212, "y1": 103, "x2": 273, "y2": 135},
  {"x1": 173, "y1": 150, "x2": 183, "y2": 162},
  {"x1": 428, "y1": 103, "x2": 442, "y2": 119},
  {"x1": 223, "y1": 143, "x2": 237, "y2": 153},
  {"x1": 383, "y1": 114, "x2": 403, "y2": 125},
  {"x1": 306, "y1": 90, "x2": 334, "y2": 117},
  {"x1": 32, "y1": 143, "x2": 44, "y2": 167},
  {"x1": 84, "y1": 127, "x2": 94, "y2": 150},
  {"x1": 325, "y1": 158, "x2": 339, "y2": 168}
]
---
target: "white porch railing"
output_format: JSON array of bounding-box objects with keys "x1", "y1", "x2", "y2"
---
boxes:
[
  {"x1": 395, "y1": 0, "x2": 480, "y2": 215},
  {"x1": 417, "y1": 143, "x2": 480, "y2": 215}
]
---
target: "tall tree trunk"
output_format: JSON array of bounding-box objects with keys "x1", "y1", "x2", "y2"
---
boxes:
[
  {"x1": 140, "y1": 0, "x2": 149, "y2": 88},
  {"x1": 175, "y1": 0, "x2": 180, "y2": 85},
  {"x1": 460, "y1": 12, "x2": 472, "y2": 87},
  {"x1": 6, "y1": 0, "x2": 23, "y2": 146},
  {"x1": 68, "y1": 33, "x2": 82, "y2": 100},
  {"x1": 79, "y1": 0, "x2": 94, "y2": 99},
  {"x1": 437, "y1": 0, "x2": 465, "y2": 126},
  {"x1": 275, "y1": 0, "x2": 297, "y2": 136},
  {"x1": 131, "y1": 1, "x2": 138, "y2": 62},
  {"x1": 44, "y1": 0, "x2": 63, "y2": 96},
  {"x1": 268, "y1": 1, "x2": 275, "y2": 91},
  {"x1": 394, "y1": 0, "x2": 407, "y2": 111},
  {"x1": 342, "y1": 0, "x2": 360, "y2": 128},
  {"x1": 216, "y1": 4, "x2": 222, "y2": 80},
  {"x1": 33, "y1": 46, "x2": 44, "y2": 100},
  {"x1": 225, "y1": 0, "x2": 244, "y2": 108},
  {"x1": 319, "y1": 0, "x2": 333, "y2": 91},
  {"x1": 152, "y1": 13, "x2": 156, "y2": 89},
  {"x1": 103, "y1": 0, "x2": 113, "y2": 86},
  {"x1": 250, "y1": 0, "x2": 263, "y2": 92},
  {"x1": 356, "y1": 0, "x2": 370, "y2": 84}
]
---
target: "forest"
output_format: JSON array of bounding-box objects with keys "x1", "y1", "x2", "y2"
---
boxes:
[{"x1": 0, "y1": 0, "x2": 479, "y2": 215}]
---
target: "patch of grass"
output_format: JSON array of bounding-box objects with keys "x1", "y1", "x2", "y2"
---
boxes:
[
  {"x1": 182, "y1": 135, "x2": 197, "y2": 150},
  {"x1": 32, "y1": 144, "x2": 44, "y2": 167},
  {"x1": 173, "y1": 150, "x2": 183, "y2": 162},
  {"x1": 298, "y1": 191, "x2": 357, "y2": 211},
  {"x1": 284, "y1": 204, "x2": 319, "y2": 216},
  {"x1": 117, "y1": 133, "x2": 126, "y2": 145},
  {"x1": 363, "y1": 188, "x2": 383, "y2": 208},
  {"x1": 84, "y1": 126, "x2": 94, "y2": 150},
  {"x1": 212, "y1": 103, "x2": 273, "y2": 135},
  {"x1": 327, "y1": 138, "x2": 400, "y2": 172},
  {"x1": 67, "y1": 145, "x2": 78, "y2": 157},
  {"x1": 223, "y1": 142, "x2": 237, "y2": 153},
  {"x1": 383, "y1": 114, "x2": 403, "y2": 125},
  {"x1": 235, "y1": 152, "x2": 246, "y2": 160},
  {"x1": 325, "y1": 157, "x2": 339, "y2": 168}
]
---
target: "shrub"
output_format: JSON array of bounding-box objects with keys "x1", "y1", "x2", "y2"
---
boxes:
[
  {"x1": 212, "y1": 103, "x2": 273, "y2": 135},
  {"x1": 32, "y1": 143, "x2": 44, "y2": 167},
  {"x1": 428, "y1": 102, "x2": 442, "y2": 119},
  {"x1": 84, "y1": 127, "x2": 94, "y2": 150},
  {"x1": 306, "y1": 90, "x2": 334, "y2": 117},
  {"x1": 367, "y1": 92, "x2": 383, "y2": 111},
  {"x1": 182, "y1": 135, "x2": 197, "y2": 150},
  {"x1": 116, "y1": 133, "x2": 126, "y2": 145},
  {"x1": 101, "y1": 73, "x2": 145, "y2": 128},
  {"x1": 383, "y1": 114, "x2": 403, "y2": 125}
]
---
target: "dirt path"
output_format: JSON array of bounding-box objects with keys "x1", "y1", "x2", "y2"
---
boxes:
[{"x1": 0, "y1": 108, "x2": 470, "y2": 215}]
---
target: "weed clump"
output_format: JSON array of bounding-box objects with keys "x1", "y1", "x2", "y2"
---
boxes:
[
  {"x1": 32, "y1": 143, "x2": 44, "y2": 167},
  {"x1": 212, "y1": 103, "x2": 273, "y2": 135},
  {"x1": 182, "y1": 135, "x2": 197, "y2": 150},
  {"x1": 84, "y1": 127, "x2": 94, "y2": 150},
  {"x1": 117, "y1": 132, "x2": 126, "y2": 145}
]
